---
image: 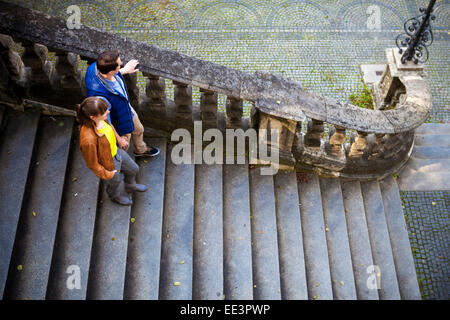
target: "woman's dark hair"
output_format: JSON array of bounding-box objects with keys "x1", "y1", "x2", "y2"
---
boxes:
[
  {"x1": 76, "y1": 97, "x2": 108, "y2": 126},
  {"x1": 97, "y1": 50, "x2": 120, "y2": 74}
]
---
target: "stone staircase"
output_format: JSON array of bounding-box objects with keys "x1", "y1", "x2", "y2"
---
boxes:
[
  {"x1": 0, "y1": 105, "x2": 421, "y2": 300},
  {"x1": 397, "y1": 123, "x2": 450, "y2": 191}
]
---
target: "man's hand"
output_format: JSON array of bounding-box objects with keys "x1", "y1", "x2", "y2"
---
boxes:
[
  {"x1": 119, "y1": 59, "x2": 139, "y2": 75},
  {"x1": 117, "y1": 135, "x2": 129, "y2": 150}
]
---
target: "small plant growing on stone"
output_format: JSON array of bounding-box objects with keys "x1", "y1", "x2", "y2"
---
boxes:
[{"x1": 349, "y1": 84, "x2": 374, "y2": 110}]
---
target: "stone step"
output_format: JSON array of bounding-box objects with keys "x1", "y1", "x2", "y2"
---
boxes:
[
  {"x1": 297, "y1": 174, "x2": 333, "y2": 300},
  {"x1": 223, "y1": 163, "x2": 253, "y2": 300},
  {"x1": 397, "y1": 170, "x2": 450, "y2": 191},
  {"x1": 0, "y1": 109, "x2": 40, "y2": 297},
  {"x1": 46, "y1": 133, "x2": 100, "y2": 300},
  {"x1": 414, "y1": 123, "x2": 450, "y2": 135},
  {"x1": 3, "y1": 116, "x2": 74, "y2": 300},
  {"x1": 159, "y1": 145, "x2": 195, "y2": 300},
  {"x1": 249, "y1": 167, "x2": 281, "y2": 300},
  {"x1": 86, "y1": 147, "x2": 136, "y2": 300},
  {"x1": 341, "y1": 180, "x2": 379, "y2": 300},
  {"x1": 403, "y1": 158, "x2": 450, "y2": 173},
  {"x1": 411, "y1": 145, "x2": 450, "y2": 160},
  {"x1": 319, "y1": 178, "x2": 357, "y2": 300},
  {"x1": 123, "y1": 138, "x2": 167, "y2": 300},
  {"x1": 414, "y1": 134, "x2": 449, "y2": 147},
  {"x1": 397, "y1": 157, "x2": 450, "y2": 191},
  {"x1": 192, "y1": 163, "x2": 223, "y2": 300},
  {"x1": 360, "y1": 180, "x2": 401, "y2": 300},
  {"x1": 273, "y1": 171, "x2": 308, "y2": 300},
  {"x1": 379, "y1": 176, "x2": 421, "y2": 300}
]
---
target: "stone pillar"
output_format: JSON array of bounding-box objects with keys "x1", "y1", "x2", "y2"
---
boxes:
[
  {"x1": 54, "y1": 51, "x2": 81, "y2": 89},
  {"x1": 199, "y1": 88, "x2": 218, "y2": 130},
  {"x1": 373, "y1": 48, "x2": 424, "y2": 110},
  {"x1": 348, "y1": 131, "x2": 368, "y2": 158},
  {"x1": 123, "y1": 72, "x2": 140, "y2": 111},
  {"x1": 326, "y1": 125, "x2": 346, "y2": 157},
  {"x1": 256, "y1": 111, "x2": 297, "y2": 171},
  {"x1": 304, "y1": 119, "x2": 324, "y2": 148},
  {"x1": 21, "y1": 40, "x2": 53, "y2": 86},
  {"x1": 226, "y1": 97, "x2": 243, "y2": 129},
  {"x1": 0, "y1": 34, "x2": 26, "y2": 104},
  {"x1": 0, "y1": 34, "x2": 26, "y2": 82},
  {"x1": 173, "y1": 81, "x2": 193, "y2": 129}
]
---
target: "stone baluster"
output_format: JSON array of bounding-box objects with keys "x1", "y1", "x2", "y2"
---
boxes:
[
  {"x1": 199, "y1": 88, "x2": 218, "y2": 130},
  {"x1": 20, "y1": 40, "x2": 53, "y2": 86},
  {"x1": 226, "y1": 97, "x2": 243, "y2": 129},
  {"x1": 348, "y1": 131, "x2": 369, "y2": 158},
  {"x1": 0, "y1": 34, "x2": 27, "y2": 104},
  {"x1": 123, "y1": 72, "x2": 140, "y2": 110},
  {"x1": 142, "y1": 73, "x2": 167, "y2": 118},
  {"x1": 367, "y1": 133, "x2": 386, "y2": 159},
  {"x1": 326, "y1": 125, "x2": 346, "y2": 157},
  {"x1": 138, "y1": 73, "x2": 168, "y2": 131},
  {"x1": 173, "y1": 80, "x2": 193, "y2": 128},
  {"x1": 304, "y1": 119, "x2": 324, "y2": 148},
  {"x1": 256, "y1": 111, "x2": 297, "y2": 171},
  {"x1": 0, "y1": 34, "x2": 26, "y2": 82},
  {"x1": 53, "y1": 50, "x2": 82, "y2": 90}
]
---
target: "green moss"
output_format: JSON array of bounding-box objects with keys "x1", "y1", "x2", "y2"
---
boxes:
[{"x1": 349, "y1": 84, "x2": 374, "y2": 110}]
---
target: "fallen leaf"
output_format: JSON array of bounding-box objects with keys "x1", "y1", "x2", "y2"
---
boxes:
[
  {"x1": 174, "y1": 282, "x2": 181, "y2": 286},
  {"x1": 340, "y1": 281, "x2": 344, "y2": 285},
  {"x1": 32, "y1": 211, "x2": 36, "y2": 217},
  {"x1": 111, "y1": 237, "x2": 116, "y2": 241},
  {"x1": 432, "y1": 202, "x2": 436, "y2": 206},
  {"x1": 17, "y1": 265, "x2": 23, "y2": 271},
  {"x1": 325, "y1": 227, "x2": 329, "y2": 232},
  {"x1": 130, "y1": 217, "x2": 136, "y2": 223},
  {"x1": 315, "y1": 283, "x2": 320, "y2": 287},
  {"x1": 72, "y1": 177, "x2": 78, "y2": 182},
  {"x1": 180, "y1": 260, "x2": 185, "y2": 264},
  {"x1": 313, "y1": 295, "x2": 317, "y2": 300}
]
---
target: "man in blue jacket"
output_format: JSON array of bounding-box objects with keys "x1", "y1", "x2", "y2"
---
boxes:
[{"x1": 85, "y1": 50, "x2": 159, "y2": 157}]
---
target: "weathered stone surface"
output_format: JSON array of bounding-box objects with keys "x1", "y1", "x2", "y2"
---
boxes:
[{"x1": 0, "y1": 6, "x2": 432, "y2": 138}]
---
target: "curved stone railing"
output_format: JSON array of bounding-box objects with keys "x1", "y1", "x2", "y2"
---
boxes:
[{"x1": 0, "y1": 2, "x2": 432, "y2": 179}]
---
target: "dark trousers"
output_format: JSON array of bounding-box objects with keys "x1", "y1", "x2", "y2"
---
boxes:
[{"x1": 104, "y1": 148, "x2": 139, "y2": 198}]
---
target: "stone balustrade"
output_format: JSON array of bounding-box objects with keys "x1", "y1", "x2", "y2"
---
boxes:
[{"x1": 0, "y1": 1, "x2": 432, "y2": 180}]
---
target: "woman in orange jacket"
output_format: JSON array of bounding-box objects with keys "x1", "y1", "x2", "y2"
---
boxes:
[{"x1": 76, "y1": 97, "x2": 148, "y2": 206}]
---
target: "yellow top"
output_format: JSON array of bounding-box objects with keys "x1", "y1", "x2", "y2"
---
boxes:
[{"x1": 97, "y1": 120, "x2": 117, "y2": 157}]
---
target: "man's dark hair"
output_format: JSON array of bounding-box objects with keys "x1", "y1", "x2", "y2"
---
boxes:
[{"x1": 97, "y1": 50, "x2": 120, "y2": 74}]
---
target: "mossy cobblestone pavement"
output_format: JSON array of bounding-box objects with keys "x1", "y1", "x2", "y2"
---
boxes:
[{"x1": 1, "y1": 0, "x2": 449, "y2": 300}]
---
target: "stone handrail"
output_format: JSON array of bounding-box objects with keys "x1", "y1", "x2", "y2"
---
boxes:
[{"x1": 0, "y1": 1, "x2": 432, "y2": 179}]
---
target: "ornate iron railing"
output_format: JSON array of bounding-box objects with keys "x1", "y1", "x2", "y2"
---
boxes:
[{"x1": 396, "y1": 0, "x2": 436, "y2": 64}]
